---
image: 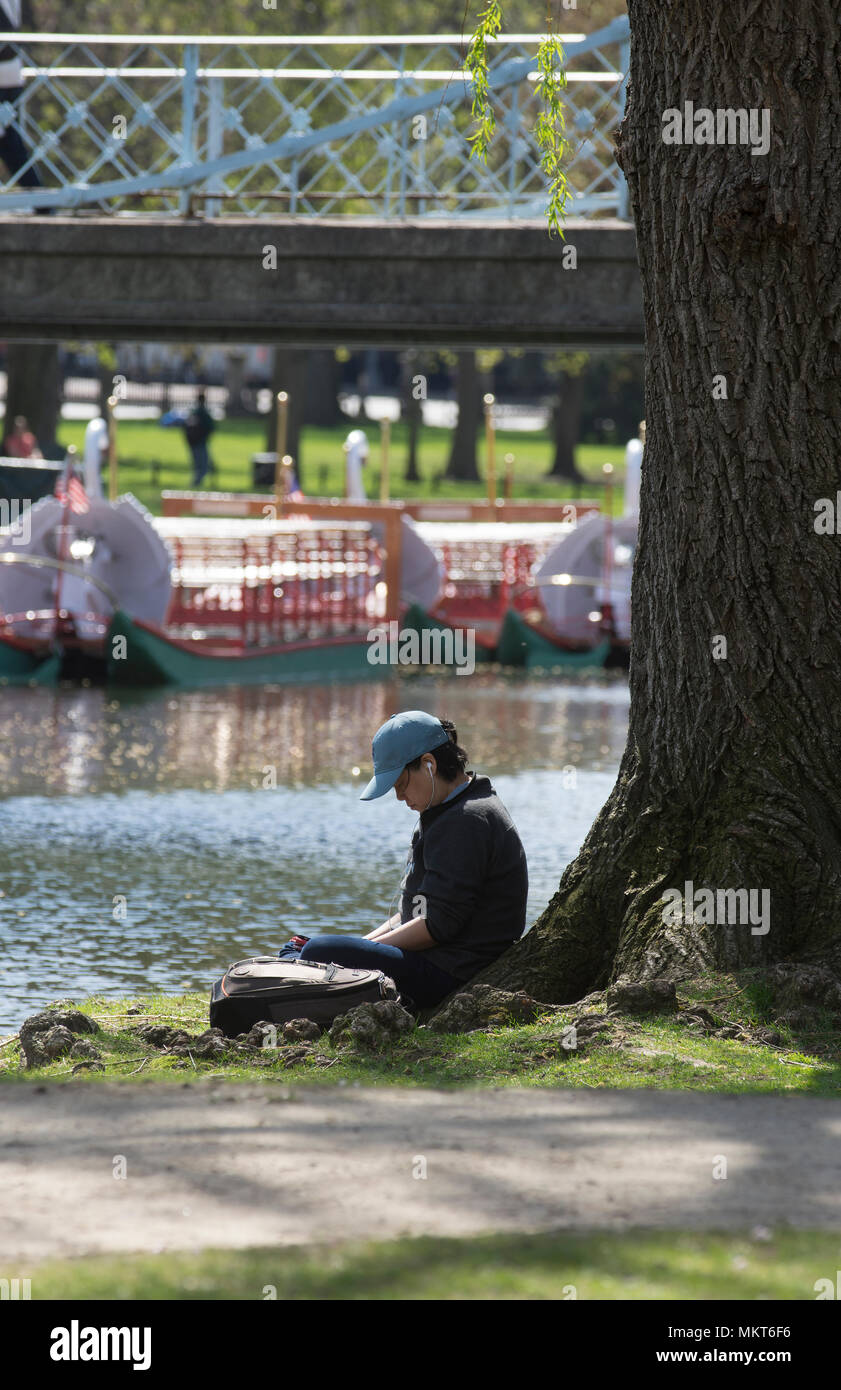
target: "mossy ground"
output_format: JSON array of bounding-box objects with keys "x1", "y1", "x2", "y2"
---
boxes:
[
  {"x1": 2, "y1": 969, "x2": 840, "y2": 1094},
  {"x1": 21, "y1": 1227, "x2": 838, "y2": 1301}
]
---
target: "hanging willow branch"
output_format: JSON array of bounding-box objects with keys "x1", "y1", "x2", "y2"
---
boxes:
[
  {"x1": 534, "y1": 30, "x2": 570, "y2": 238},
  {"x1": 465, "y1": 4, "x2": 571, "y2": 237},
  {"x1": 464, "y1": 1, "x2": 504, "y2": 163}
]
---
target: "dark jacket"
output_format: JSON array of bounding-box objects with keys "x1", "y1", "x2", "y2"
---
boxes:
[
  {"x1": 399, "y1": 771, "x2": 528, "y2": 981},
  {"x1": 184, "y1": 404, "x2": 214, "y2": 447}
]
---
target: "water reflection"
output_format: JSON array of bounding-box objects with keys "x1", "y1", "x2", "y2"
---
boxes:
[
  {"x1": 0, "y1": 672, "x2": 629, "y2": 1032},
  {"x1": 0, "y1": 671, "x2": 628, "y2": 796}
]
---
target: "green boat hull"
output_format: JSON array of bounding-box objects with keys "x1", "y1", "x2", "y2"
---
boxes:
[
  {"x1": 400, "y1": 602, "x2": 496, "y2": 665},
  {"x1": 106, "y1": 610, "x2": 386, "y2": 689},
  {"x1": 495, "y1": 608, "x2": 611, "y2": 670},
  {"x1": 0, "y1": 639, "x2": 62, "y2": 686}
]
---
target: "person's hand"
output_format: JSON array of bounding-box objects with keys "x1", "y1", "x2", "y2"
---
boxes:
[{"x1": 365, "y1": 922, "x2": 394, "y2": 940}]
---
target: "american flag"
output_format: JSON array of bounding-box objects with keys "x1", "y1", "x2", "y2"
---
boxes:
[{"x1": 55, "y1": 461, "x2": 90, "y2": 515}]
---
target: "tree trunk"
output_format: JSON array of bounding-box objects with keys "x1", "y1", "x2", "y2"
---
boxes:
[
  {"x1": 547, "y1": 370, "x2": 585, "y2": 480},
  {"x1": 304, "y1": 350, "x2": 342, "y2": 427},
  {"x1": 445, "y1": 351, "x2": 481, "y2": 481},
  {"x1": 355, "y1": 349, "x2": 380, "y2": 424},
  {"x1": 405, "y1": 403, "x2": 422, "y2": 483},
  {"x1": 267, "y1": 347, "x2": 305, "y2": 484},
  {"x1": 3, "y1": 343, "x2": 62, "y2": 458},
  {"x1": 225, "y1": 350, "x2": 249, "y2": 419},
  {"x1": 400, "y1": 351, "x2": 422, "y2": 483},
  {"x1": 476, "y1": 0, "x2": 841, "y2": 1002}
]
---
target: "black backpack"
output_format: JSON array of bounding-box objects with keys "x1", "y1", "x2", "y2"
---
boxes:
[{"x1": 209, "y1": 956, "x2": 400, "y2": 1037}]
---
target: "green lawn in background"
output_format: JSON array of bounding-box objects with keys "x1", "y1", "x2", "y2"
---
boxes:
[{"x1": 55, "y1": 416, "x2": 624, "y2": 515}]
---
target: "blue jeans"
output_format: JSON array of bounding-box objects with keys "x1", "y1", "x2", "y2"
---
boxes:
[
  {"x1": 190, "y1": 442, "x2": 210, "y2": 486},
  {"x1": 298, "y1": 933, "x2": 462, "y2": 1009}
]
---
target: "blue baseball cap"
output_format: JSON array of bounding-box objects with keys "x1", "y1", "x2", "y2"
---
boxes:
[{"x1": 360, "y1": 710, "x2": 450, "y2": 800}]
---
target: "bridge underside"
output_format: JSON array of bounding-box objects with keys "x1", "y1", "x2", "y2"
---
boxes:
[{"x1": 0, "y1": 217, "x2": 643, "y2": 349}]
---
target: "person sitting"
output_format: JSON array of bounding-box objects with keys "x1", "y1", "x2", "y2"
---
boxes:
[
  {"x1": 3, "y1": 414, "x2": 42, "y2": 458},
  {"x1": 296, "y1": 711, "x2": 529, "y2": 1011},
  {"x1": 279, "y1": 456, "x2": 304, "y2": 502}
]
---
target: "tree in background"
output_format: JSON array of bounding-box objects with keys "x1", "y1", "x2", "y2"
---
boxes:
[
  {"x1": 444, "y1": 351, "x2": 481, "y2": 481},
  {"x1": 578, "y1": 351, "x2": 645, "y2": 446},
  {"x1": 445, "y1": 348, "x2": 505, "y2": 481},
  {"x1": 33, "y1": 0, "x2": 627, "y2": 35},
  {"x1": 2, "y1": 344, "x2": 61, "y2": 458},
  {"x1": 399, "y1": 349, "x2": 424, "y2": 483},
  {"x1": 544, "y1": 350, "x2": 589, "y2": 481},
  {"x1": 303, "y1": 350, "x2": 343, "y2": 429}
]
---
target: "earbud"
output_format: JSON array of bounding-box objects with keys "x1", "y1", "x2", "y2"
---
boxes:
[{"x1": 426, "y1": 764, "x2": 433, "y2": 781}]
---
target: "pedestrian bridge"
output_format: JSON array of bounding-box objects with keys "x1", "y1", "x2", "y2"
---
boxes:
[
  {"x1": 1, "y1": 18, "x2": 630, "y2": 220},
  {"x1": 0, "y1": 18, "x2": 641, "y2": 347},
  {"x1": 0, "y1": 215, "x2": 641, "y2": 348}
]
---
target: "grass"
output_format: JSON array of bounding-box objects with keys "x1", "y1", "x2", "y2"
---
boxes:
[
  {"x1": 3, "y1": 969, "x2": 840, "y2": 1095},
  {"x1": 7, "y1": 971, "x2": 839, "y2": 1304},
  {"x1": 20, "y1": 1227, "x2": 840, "y2": 1300},
  {"x1": 54, "y1": 416, "x2": 624, "y2": 516}
]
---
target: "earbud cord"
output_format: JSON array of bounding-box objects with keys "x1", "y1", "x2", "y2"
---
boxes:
[
  {"x1": 386, "y1": 763, "x2": 434, "y2": 920},
  {"x1": 424, "y1": 762, "x2": 435, "y2": 813}
]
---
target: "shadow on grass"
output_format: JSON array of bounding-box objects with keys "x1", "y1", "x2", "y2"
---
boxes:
[{"x1": 29, "y1": 1227, "x2": 833, "y2": 1301}]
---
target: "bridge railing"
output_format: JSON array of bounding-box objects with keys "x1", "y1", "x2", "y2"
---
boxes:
[{"x1": 0, "y1": 18, "x2": 630, "y2": 219}]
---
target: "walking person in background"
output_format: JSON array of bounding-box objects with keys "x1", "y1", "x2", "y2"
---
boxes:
[
  {"x1": 182, "y1": 390, "x2": 216, "y2": 488},
  {"x1": 0, "y1": 0, "x2": 47, "y2": 207}
]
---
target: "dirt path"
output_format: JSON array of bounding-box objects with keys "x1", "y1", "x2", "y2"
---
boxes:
[{"x1": 1, "y1": 1082, "x2": 840, "y2": 1260}]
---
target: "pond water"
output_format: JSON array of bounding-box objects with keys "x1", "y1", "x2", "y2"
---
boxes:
[{"x1": 0, "y1": 672, "x2": 630, "y2": 1033}]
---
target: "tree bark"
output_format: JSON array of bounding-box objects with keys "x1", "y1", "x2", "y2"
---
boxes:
[
  {"x1": 445, "y1": 351, "x2": 481, "y2": 480},
  {"x1": 3, "y1": 343, "x2": 62, "y2": 458},
  {"x1": 547, "y1": 369, "x2": 585, "y2": 480},
  {"x1": 475, "y1": 0, "x2": 841, "y2": 1002}
]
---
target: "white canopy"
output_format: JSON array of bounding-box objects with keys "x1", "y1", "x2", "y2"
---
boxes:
[
  {"x1": 0, "y1": 493, "x2": 172, "y2": 635},
  {"x1": 534, "y1": 513, "x2": 637, "y2": 644}
]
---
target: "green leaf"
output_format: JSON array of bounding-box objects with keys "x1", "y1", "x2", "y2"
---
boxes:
[{"x1": 465, "y1": 8, "x2": 570, "y2": 236}]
